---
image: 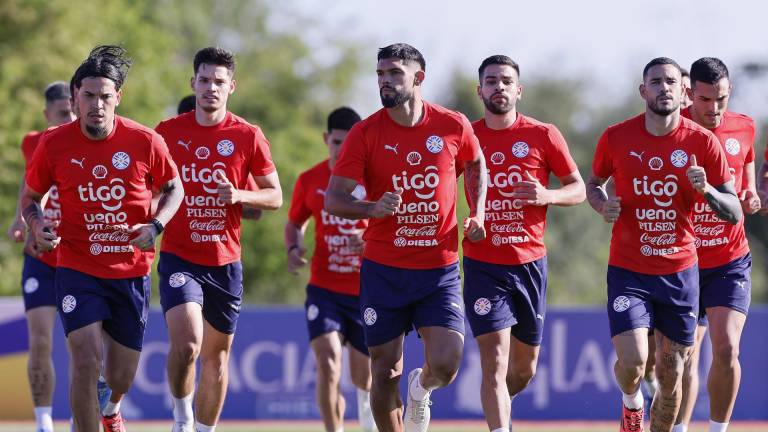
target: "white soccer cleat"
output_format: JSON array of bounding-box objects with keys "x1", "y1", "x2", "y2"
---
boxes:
[
  {"x1": 404, "y1": 368, "x2": 432, "y2": 432},
  {"x1": 171, "y1": 421, "x2": 194, "y2": 432},
  {"x1": 357, "y1": 388, "x2": 378, "y2": 432}
]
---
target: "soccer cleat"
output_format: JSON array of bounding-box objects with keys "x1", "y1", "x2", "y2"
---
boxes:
[
  {"x1": 620, "y1": 404, "x2": 644, "y2": 432},
  {"x1": 171, "y1": 421, "x2": 195, "y2": 432},
  {"x1": 404, "y1": 368, "x2": 432, "y2": 432},
  {"x1": 97, "y1": 376, "x2": 113, "y2": 413},
  {"x1": 101, "y1": 412, "x2": 126, "y2": 432}
]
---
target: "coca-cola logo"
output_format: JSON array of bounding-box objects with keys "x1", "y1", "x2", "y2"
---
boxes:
[
  {"x1": 693, "y1": 224, "x2": 726, "y2": 237},
  {"x1": 88, "y1": 232, "x2": 131, "y2": 242},
  {"x1": 189, "y1": 220, "x2": 226, "y2": 231},
  {"x1": 490, "y1": 222, "x2": 524, "y2": 233},
  {"x1": 639, "y1": 232, "x2": 676, "y2": 246},
  {"x1": 394, "y1": 225, "x2": 437, "y2": 237}
]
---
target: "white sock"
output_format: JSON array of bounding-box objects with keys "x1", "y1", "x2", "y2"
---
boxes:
[
  {"x1": 102, "y1": 399, "x2": 121, "y2": 416},
  {"x1": 173, "y1": 393, "x2": 194, "y2": 423},
  {"x1": 491, "y1": 428, "x2": 510, "y2": 432},
  {"x1": 409, "y1": 370, "x2": 431, "y2": 401},
  {"x1": 34, "y1": 406, "x2": 53, "y2": 431},
  {"x1": 709, "y1": 420, "x2": 728, "y2": 432},
  {"x1": 356, "y1": 388, "x2": 376, "y2": 432},
  {"x1": 622, "y1": 387, "x2": 644, "y2": 410},
  {"x1": 672, "y1": 423, "x2": 688, "y2": 432},
  {"x1": 333, "y1": 428, "x2": 344, "y2": 432},
  {"x1": 195, "y1": 421, "x2": 216, "y2": 432}
]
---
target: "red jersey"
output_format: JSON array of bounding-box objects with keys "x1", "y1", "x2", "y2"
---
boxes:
[
  {"x1": 592, "y1": 114, "x2": 730, "y2": 275},
  {"x1": 682, "y1": 108, "x2": 754, "y2": 268},
  {"x1": 463, "y1": 115, "x2": 578, "y2": 265},
  {"x1": 25, "y1": 116, "x2": 178, "y2": 279},
  {"x1": 332, "y1": 102, "x2": 481, "y2": 269},
  {"x1": 21, "y1": 131, "x2": 60, "y2": 267},
  {"x1": 156, "y1": 111, "x2": 276, "y2": 266},
  {"x1": 289, "y1": 160, "x2": 367, "y2": 295}
]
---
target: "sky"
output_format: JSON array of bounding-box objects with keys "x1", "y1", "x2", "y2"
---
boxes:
[{"x1": 288, "y1": 0, "x2": 768, "y2": 117}]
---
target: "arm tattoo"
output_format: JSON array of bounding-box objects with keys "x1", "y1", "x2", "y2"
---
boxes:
[
  {"x1": 464, "y1": 158, "x2": 486, "y2": 215},
  {"x1": 704, "y1": 184, "x2": 741, "y2": 225},
  {"x1": 586, "y1": 176, "x2": 608, "y2": 213},
  {"x1": 650, "y1": 338, "x2": 690, "y2": 431},
  {"x1": 22, "y1": 203, "x2": 42, "y2": 226}
]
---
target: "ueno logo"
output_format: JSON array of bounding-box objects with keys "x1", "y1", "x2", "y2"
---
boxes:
[
  {"x1": 181, "y1": 161, "x2": 226, "y2": 194},
  {"x1": 487, "y1": 165, "x2": 523, "y2": 198},
  {"x1": 633, "y1": 175, "x2": 678, "y2": 207},
  {"x1": 77, "y1": 178, "x2": 126, "y2": 212},
  {"x1": 391, "y1": 165, "x2": 439, "y2": 200}
]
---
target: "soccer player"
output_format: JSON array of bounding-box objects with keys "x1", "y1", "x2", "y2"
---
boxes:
[
  {"x1": 155, "y1": 47, "x2": 282, "y2": 432},
  {"x1": 463, "y1": 55, "x2": 585, "y2": 432},
  {"x1": 285, "y1": 107, "x2": 377, "y2": 432},
  {"x1": 177, "y1": 94, "x2": 196, "y2": 116},
  {"x1": 325, "y1": 43, "x2": 487, "y2": 432},
  {"x1": 21, "y1": 45, "x2": 184, "y2": 432},
  {"x1": 672, "y1": 58, "x2": 759, "y2": 432},
  {"x1": 6, "y1": 82, "x2": 75, "y2": 432},
  {"x1": 681, "y1": 68, "x2": 693, "y2": 109},
  {"x1": 587, "y1": 57, "x2": 741, "y2": 432}
]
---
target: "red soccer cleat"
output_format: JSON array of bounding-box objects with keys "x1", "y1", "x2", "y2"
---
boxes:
[
  {"x1": 620, "y1": 404, "x2": 644, "y2": 432},
  {"x1": 101, "y1": 412, "x2": 126, "y2": 432}
]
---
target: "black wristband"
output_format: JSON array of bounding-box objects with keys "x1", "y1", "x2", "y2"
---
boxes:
[
  {"x1": 150, "y1": 218, "x2": 164, "y2": 234},
  {"x1": 287, "y1": 245, "x2": 299, "y2": 254}
]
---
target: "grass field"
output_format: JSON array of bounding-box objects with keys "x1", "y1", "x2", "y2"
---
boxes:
[{"x1": 1, "y1": 420, "x2": 765, "y2": 432}]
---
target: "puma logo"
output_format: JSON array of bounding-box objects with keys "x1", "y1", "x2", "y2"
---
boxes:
[
  {"x1": 177, "y1": 139, "x2": 191, "y2": 151},
  {"x1": 316, "y1": 188, "x2": 326, "y2": 196},
  {"x1": 384, "y1": 143, "x2": 399, "y2": 155},
  {"x1": 736, "y1": 280, "x2": 746, "y2": 290},
  {"x1": 629, "y1": 150, "x2": 645, "y2": 162},
  {"x1": 70, "y1": 158, "x2": 85, "y2": 168}
]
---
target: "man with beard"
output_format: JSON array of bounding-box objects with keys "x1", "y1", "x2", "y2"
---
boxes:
[
  {"x1": 21, "y1": 45, "x2": 185, "y2": 432},
  {"x1": 325, "y1": 43, "x2": 487, "y2": 432},
  {"x1": 463, "y1": 55, "x2": 585, "y2": 432},
  {"x1": 155, "y1": 47, "x2": 283, "y2": 432},
  {"x1": 673, "y1": 57, "x2": 759, "y2": 432},
  {"x1": 587, "y1": 57, "x2": 741, "y2": 432}
]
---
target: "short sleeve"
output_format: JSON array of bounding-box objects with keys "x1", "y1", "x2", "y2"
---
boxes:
[
  {"x1": 148, "y1": 133, "x2": 179, "y2": 187},
  {"x1": 25, "y1": 133, "x2": 54, "y2": 194},
  {"x1": 544, "y1": 125, "x2": 578, "y2": 178},
  {"x1": 332, "y1": 122, "x2": 367, "y2": 182},
  {"x1": 701, "y1": 131, "x2": 731, "y2": 187},
  {"x1": 456, "y1": 115, "x2": 481, "y2": 163},
  {"x1": 249, "y1": 128, "x2": 276, "y2": 177},
  {"x1": 287, "y1": 174, "x2": 312, "y2": 226},
  {"x1": 745, "y1": 120, "x2": 756, "y2": 164},
  {"x1": 592, "y1": 130, "x2": 614, "y2": 179}
]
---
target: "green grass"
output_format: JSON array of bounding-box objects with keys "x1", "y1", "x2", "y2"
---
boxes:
[{"x1": 0, "y1": 420, "x2": 764, "y2": 432}]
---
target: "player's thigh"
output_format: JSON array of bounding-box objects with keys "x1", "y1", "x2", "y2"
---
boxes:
[
  {"x1": 612, "y1": 328, "x2": 649, "y2": 368},
  {"x1": 347, "y1": 341, "x2": 372, "y2": 387},
  {"x1": 66, "y1": 321, "x2": 104, "y2": 368},
  {"x1": 103, "y1": 330, "x2": 141, "y2": 382},
  {"x1": 706, "y1": 306, "x2": 746, "y2": 354},
  {"x1": 368, "y1": 335, "x2": 405, "y2": 379},
  {"x1": 476, "y1": 329, "x2": 511, "y2": 376},
  {"x1": 311, "y1": 331, "x2": 344, "y2": 368},
  {"x1": 420, "y1": 326, "x2": 464, "y2": 372},
  {"x1": 166, "y1": 302, "x2": 204, "y2": 348},
  {"x1": 508, "y1": 335, "x2": 540, "y2": 375},
  {"x1": 200, "y1": 319, "x2": 235, "y2": 362}
]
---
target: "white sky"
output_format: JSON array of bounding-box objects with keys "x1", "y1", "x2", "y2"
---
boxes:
[{"x1": 288, "y1": 0, "x2": 768, "y2": 117}]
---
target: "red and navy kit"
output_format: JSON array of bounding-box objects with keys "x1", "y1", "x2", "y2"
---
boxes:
[
  {"x1": 22, "y1": 130, "x2": 61, "y2": 268},
  {"x1": 463, "y1": 115, "x2": 578, "y2": 265},
  {"x1": 25, "y1": 116, "x2": 179, "y2": 279},
  {"x1": 156, "y1": 111, "x2": 276, "y2": 266},
  {"x1": 289, "y1": 160, "x2": 367, "y2": 296},
  {"x1": 592, "y1": 114, "x2": 731, "y2": 275},
  {"x1": 682, "y1": 108, "x2": 754, "y2": 269},
  {"x1": 332, "y1": 102, "x2": 481, "y2": 269}
]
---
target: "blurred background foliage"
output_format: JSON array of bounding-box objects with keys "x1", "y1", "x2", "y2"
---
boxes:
[{"x1": 1, "y1": 0, "x2": 766, "y2": 305}]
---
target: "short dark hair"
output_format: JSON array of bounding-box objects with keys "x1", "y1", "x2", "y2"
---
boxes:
[
  {"x1": 642, "y1": 57, "x2": 681, "y2": 79},
  {"x1": 689, "y1": 57, "x2": 729, "y2": 86},
  {"x1": 680, "y1": 67, "x2": 690, "y2": 79},
  {"x1": 193, "y1": 47, "x2": 235, "y2": 75},
  {"x1": 177, "y1": 95, "x2": 196, "y2": 114},
  {"x1": 44, "y1": 81, "x2": 70, "y2": 103},
  {"x1": 327, "y1": 107, "x2": 361, "y2": 132},
  {"x1": 72, "y1": 45, "x2": 132, "y2": 90},
  {"x1": 378, "y1": 43, "x2": 425, "y2": 71},
  {"x1": 478, "y1": 55, "x2": 520, "y2": 81}
]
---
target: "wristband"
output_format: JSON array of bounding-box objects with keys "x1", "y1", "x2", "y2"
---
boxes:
[{"x1": 149, "y1": 218, "x2": 164, "y2": 234}]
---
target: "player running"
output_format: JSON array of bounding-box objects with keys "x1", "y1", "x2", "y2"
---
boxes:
[
  {"x1": 7, "y1": 82, "x2": 80, "y2": 432},
  {"x1": 155, "y1": 47, "x2": 282, "y2": 432},
  {"x1": 285, "y1": 107, "x2": 377, "y2": 432},
  {"x1": 587, "y1": 57, "x2": 741, "y2": 432},
  {"x1": 21, "y1": 45, "x2": 184, "y2": 432},
  {"x1": 672, "y1": 57, "x2": 759, "y2": 432},
  {"x1": 463, "y1": 55, "x2": 585, "y2": 432},
  {"x1": 325, "y1": 43, "x2": 487, "y2": 432}
]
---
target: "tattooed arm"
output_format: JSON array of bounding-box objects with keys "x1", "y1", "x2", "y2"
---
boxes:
[
  {"x1": 587, "y1": 175, "x2": 621, "y2": 223},
  {"x1": 463, "y1": 154, "x2": 487, "y2": 242},
  {"x1": 20, "y1": 183, "x2": 59, "y2": 254}
]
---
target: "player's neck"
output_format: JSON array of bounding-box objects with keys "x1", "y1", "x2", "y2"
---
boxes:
[
  {"x1": 484, "y1": 110, "x2": 517, "y2": 130},
  {"x1": 195, "y1": 106, "x2": 228, "y2": 127},
  {"x1": 689, "y1": 105, "x2": 721, "y2": 130},
  {"x1": 644, "y1": 109, "x2": 680, "y2": 136},
  {"x1": 387, "y1": 96, "x2": 424, "y2": 127}
]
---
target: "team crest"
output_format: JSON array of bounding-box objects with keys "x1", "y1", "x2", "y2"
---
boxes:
[
  {"x1": 670, "y1": 149, "x2": 688, "y2": 168},
  {"x1": 613, "y1": 296, "x2": 630, "y2": 313},
  {"x1": 512, "y1": 141, "x2": 529, "y2": 158},
  {"x1": 112, "y1": 152, "x2": 131, "y2": 170},
  {"x1": 62, "y1": 295, "x2": 77, "y2": 313},
  {"x1": 307, "y1": 304, "x2": 319, "y2": 321},
  {"x1": 725, "y1": 138, "x2": 740, "y2": 156},
  {"x1": 363, "y1": 307, "x2": 377, "y2": 326},
  {"x1": 169, "y1": 272, "x2": 186, "y2": 288},
  {"x1": 217, "y1": 140, "x2": 235, "y2": 156},
  {"x1": 473, "y1": 298, "x2": 492, "y2": 316},
  {"x1": 23, "y1": 277, "x2": 39, "y2": 294},
  {"x1": 425, "y1": 135, "x2": 444, "y2": 153}
]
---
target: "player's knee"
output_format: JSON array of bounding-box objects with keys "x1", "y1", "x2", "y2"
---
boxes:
[
  {"x1": 617, "y1": 353, "x2": 645, "y2": 379},
  {"x1": 350, "y1": 368, "x2": 371, "y2": 391},
  {"x1": 169, "y1": 341, "x2": 201, "y2": 366},
  {"x1": 200, "y1": 352, "x2": 229, "y2": 380},
  {"x1": 711, "y1": 340, "x2": 740, "y2": 367},
  {"x1": 104, "y1": 368, "x2": 136, "y2": 394},
  {"x1": 370, "y1": 359, "x2": 400, "y2": 389},
  {"x1": 507, "y1": 362, "x2": 536, "y2": 389},
  {"x1": 427, "y1": 356, "x2": 461, "y2": 386},
  {"x1": 28, "y1": 332, "x2": 53, "y2": 358},
  {"x1": 315, "y1": 350, "x2": 343, "y2": 381}
]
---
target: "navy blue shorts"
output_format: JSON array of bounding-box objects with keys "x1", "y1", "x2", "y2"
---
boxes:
[
  {"x1": 463, "y1": 256, "x2": 547, "y2": 345},
  {"x1": 698, "y1": 253, "x2": 751, "y2": 327},
  {"x1": 55, "y1": 267, "x2": 150, "y2": 351},
  {"x1": 607, "y1": 264, "x2": 699, "y2": 346},
  {"x1": 158, "y1": 252, "x2": 243, "y2": 335},
  {"x1": 305, "y1": 284, "x2": 368, "y2": 356},
  {"x1": 359, "y1": 259, "x2": 465, "y2": 347},
  {"x1": 21, "y1": 254, "x2": 57, "y2": 311}
]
